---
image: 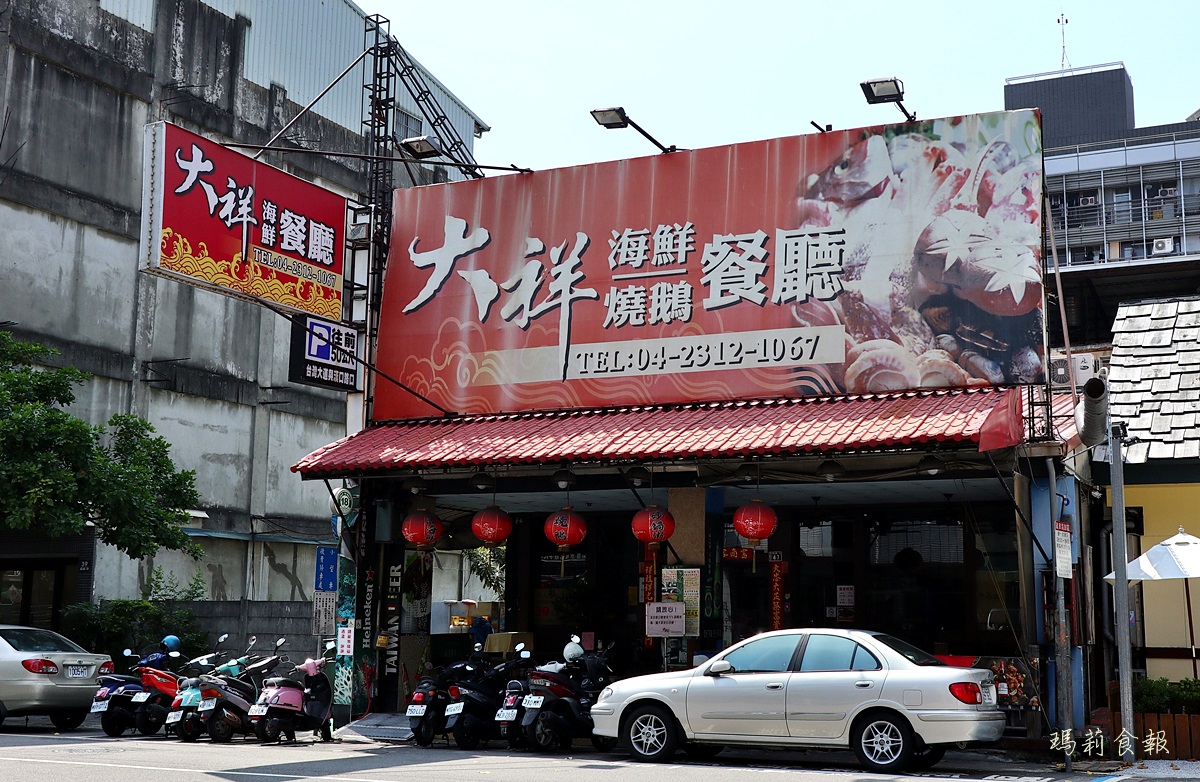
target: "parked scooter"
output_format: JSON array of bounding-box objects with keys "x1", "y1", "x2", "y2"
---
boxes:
[
  {"x1": 407, "y1": 646, "x2": 489, "y2": 746},
  {"x1": 201, "y1": 637, "x2": 287, "y2": 742},
  {"x1": 521, "y1": 636, "x2": 618, "y2": 753},
  {"x1": 250, "y1": 640, "x2": 336, "y2": 742},
  {"x1": 167, "y1": 634, "x2": 256, "y2": 742},
  {"x1": 496, "y1": 673, "x2": 534, "y2": 749},
  {"x1": 446, "y1": 643, "x2": 536, "y2": 750},
  {"x1": 90, "y1": 635, "x2": 184, "y2": 737}
]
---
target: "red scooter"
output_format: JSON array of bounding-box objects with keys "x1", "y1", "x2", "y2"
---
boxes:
[{"x1": 250, "y1": 641, "x2": 335, "y2": 742}]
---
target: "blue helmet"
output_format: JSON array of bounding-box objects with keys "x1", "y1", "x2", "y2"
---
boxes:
[{"x1": 160, "y1": 635, "x2": 182, "y2": 653}]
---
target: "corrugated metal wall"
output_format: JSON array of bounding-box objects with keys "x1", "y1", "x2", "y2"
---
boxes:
[{"x1": 99, "y1": 0, "x2": 482, "y2": 153}]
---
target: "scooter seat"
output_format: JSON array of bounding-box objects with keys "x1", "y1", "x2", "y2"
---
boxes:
[{"x1": 265, "y1": 677, "x2": 305, "y2": 690}]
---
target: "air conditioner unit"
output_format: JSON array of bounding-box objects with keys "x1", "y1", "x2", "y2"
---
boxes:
[
  {"x1": 1152, "y1": 237, "x2": 1175, "y2": 255},
  {"x1": 1161, "y1": 187, "x2": 1177, "y2": 197},
  {"x1": 1049, "y1": 351, "x2": 1104, "y2": 389},
  {"x1": 1079, "y1": 196, "x2": 1097, "y2": 206}
]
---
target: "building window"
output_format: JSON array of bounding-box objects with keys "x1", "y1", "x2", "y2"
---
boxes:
[{"x1": 395, "y1": 109, "x2": 421, "y2": 144}]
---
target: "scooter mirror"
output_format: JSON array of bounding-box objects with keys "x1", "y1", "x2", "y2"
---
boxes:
[
  {"x1": 123, "y1": 648, "x2": 134, "y2": 657},
  {"x1": 248, "y1": 635, "x2": 257, "y2": 648},
  {"x1": 325, "y1": 640, "x2": 337, "y2": 651},
  {"x1": 570, "y1": 634, "x2": 581, "y2": 644},
  {"x1": 275, "y1": 637, "x2": 286, "y2": 648},
  {"x1": 474, "y1": 643, "x2": 482, "y2": 652},
  {"x1": 520, "y1": 650, "x2": 531, "y2": 659},
  {"x1": 515, "y1": 643, "x2": 525, "y2": 652},
  {"x1": 169, "y1": 651, "x2": 182, "y2": 657},
  {"x1": 218, "y1": 633, "x2": 229, "y2": 644}
]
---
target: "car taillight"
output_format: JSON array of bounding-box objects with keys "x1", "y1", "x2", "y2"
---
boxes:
[
  {"x1": 22, "y1": 659, "x2": 60, "y2": 674},
  {"x1": 99, "y1": 661, "x2": 115, "y2": 675},
  {"x1": 448, "y1": 686, "x2": 461, "y2": 699},
  {"x1": 949, "y1": 681, "x2": 983, "y2": 704}
]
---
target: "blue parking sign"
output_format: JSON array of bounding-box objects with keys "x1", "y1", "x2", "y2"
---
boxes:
[{"x1": 315, "y1": 545, "x2": 338, "y2": 592}]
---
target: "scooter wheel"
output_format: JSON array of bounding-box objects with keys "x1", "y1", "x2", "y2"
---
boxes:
[
  {"x1": 452, "y1": 714, "x2": 482, "y2": 751},
  {"x1": 255, "y1": 717, "x2": 282, "y2": 743},
  {"x1": 413, "y1": 718, "x2": 435, "y2": 747},
  {"x1": 525, "y1": 711, "x2": 565, "y2": 752},
  {"x1": 136, "y1": 704, "x2": 167, "y2": 736},
  {"x1": 178, "y1": 712, "x2": 204, "y2": 742},
  {"x1": 207, "y1": 706, "x2": 235, "y2": 743},
  {"x1": 100, "y1": 709, "x2": 127, "y2": 737},
  {"x1": 319, "y1": 721, "x2": 333, "y2": 742}
]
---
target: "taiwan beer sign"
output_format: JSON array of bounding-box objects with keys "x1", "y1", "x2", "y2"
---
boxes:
[
  {"x1": 289, "y1": 315, "x2": 360, "y2": 392},
  {"x1": 139, "y1": 121, "x2": 346, "y2": 319},
  {"x1": 375, "y1": 110, "x2": 1044, "y2": 420}
]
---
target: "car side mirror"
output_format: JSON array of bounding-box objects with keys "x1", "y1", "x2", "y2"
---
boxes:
[{"x1": 706, "y1": 660, "x2": 732, "y2": 676}]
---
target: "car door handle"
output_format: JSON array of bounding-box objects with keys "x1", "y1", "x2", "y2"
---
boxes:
[
  {"x1": 766, "y1": 683, "x2": 784, "y2": 690},
  {"x1": 855, "y1": 681, "x2": 873, "y2": 688}
]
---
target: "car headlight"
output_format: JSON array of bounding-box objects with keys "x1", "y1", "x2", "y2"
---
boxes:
[{"x1": 598, "y1": 686, "x2": 613, "y2": 702}]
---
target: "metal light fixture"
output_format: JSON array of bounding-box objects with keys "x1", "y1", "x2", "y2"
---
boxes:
[
  {"x1": 470, "y1": 471, "x2": 495, "y2": 491},
  {"x1": 859, "y1": 77, "x2": 916, "y2": 123},
  {"x1": 917, "y1": 454, "x2": 944, "y2": 476},
  {"x1": 626, "y1": 465, "x2": 652, "y2": 488},
  {"x1": 398, "y1": 134, "x2": 445, "y2": 159},
  {"x1": 816, "y1": 459, "x2": 845, "y2": 482},
  {"x1": 735, "y1": 462, "x2": 760, "y2": 482},
  {"x1": 402, "y1": 474, "x2": 427, "y2": 495},
  {"x1": 553, "y1": 468, "x2": 577, "y2": 490},
  {"x1": 590, "y1": 106, "x2": 677, "y2": 153}
]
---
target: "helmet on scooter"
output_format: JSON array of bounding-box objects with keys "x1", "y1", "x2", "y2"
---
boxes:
[
  {"x1": 563, "y1": 640, "x2": 585, "y2": 662},
  {"x1": 160, "y1": 634, "x2": 182, "y2": 653}
]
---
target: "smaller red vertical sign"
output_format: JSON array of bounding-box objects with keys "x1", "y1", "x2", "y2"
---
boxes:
[{"x1": 769, "y1": 561, "x2": 786, "y2": 630}]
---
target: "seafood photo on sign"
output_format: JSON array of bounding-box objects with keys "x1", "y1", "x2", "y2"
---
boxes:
[{"x1": 788, "y1": 113, "x2": 1045, "y2": 395}]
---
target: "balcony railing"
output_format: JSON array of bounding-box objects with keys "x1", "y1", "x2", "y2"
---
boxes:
[{"x1": 1047, "y1": 192, "x2": 1200, "y2": 232}]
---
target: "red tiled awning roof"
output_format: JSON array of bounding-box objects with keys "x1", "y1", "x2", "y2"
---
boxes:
[{"x1": 292, "y1": 387, "x2": 1025, "y2": 479}]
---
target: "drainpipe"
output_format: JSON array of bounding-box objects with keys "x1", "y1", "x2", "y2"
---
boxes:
[{"x1": 1048, "y1": 457, "x2": 1072, "y2": 771}]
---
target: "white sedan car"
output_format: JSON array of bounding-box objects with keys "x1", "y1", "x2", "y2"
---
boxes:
[{"x1": 590, "y1": 628, "x2": 1004, "y2": 773}]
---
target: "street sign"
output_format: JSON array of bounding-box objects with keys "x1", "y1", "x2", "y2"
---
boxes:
[
  {"x1": 315, "y1": 545, "x2": 338, "y2": 592},
  {"x1": 312, "y1": 590, "x2": 336, "y2": 636},
  {"x1": 1055, "y1": 518, "x2": 1073, "y2": 578},
  {"x1": 645, "y1": 602, "x2": 685, "y2": 637}
]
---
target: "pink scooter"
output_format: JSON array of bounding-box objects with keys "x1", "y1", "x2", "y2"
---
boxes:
[{"x1": 250, "y1": 641, "x2": 335, "y2": 742}]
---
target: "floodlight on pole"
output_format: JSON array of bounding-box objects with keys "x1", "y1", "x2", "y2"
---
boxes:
[
  {"x1": 590, "y1": 106, "x2": 677, "y2": 153},
  {"x1": 859, "y1": 77, "x2": 917, "y2": 123},
  {"x1": 398, "y1": 134, "x2": 446, "y2": 159}
]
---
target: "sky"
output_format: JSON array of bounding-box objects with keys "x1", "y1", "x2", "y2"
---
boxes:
[{"x1": 360, "y1": 0, "x2": 1199, "y2": 174}]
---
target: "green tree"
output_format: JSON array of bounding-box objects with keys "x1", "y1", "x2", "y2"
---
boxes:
[
  {"x1": 465, "y1": 546, "x2": 505, "y2": 595},
  {"x1": 0, "y1": 332, "x2": 201, "y2": 559}
]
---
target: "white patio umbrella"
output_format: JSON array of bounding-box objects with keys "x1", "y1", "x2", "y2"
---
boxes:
[{"x1": 1105, "y1": 527, "x2": 1200, "y2": 677}]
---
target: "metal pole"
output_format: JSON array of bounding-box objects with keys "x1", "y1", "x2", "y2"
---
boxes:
[
  {"x1": 1110, "y1": 425, "x2": 1135, "y2": 762},
  {"x1": 1048, "y1": 457, "x2": 1072, "y2": 771}
]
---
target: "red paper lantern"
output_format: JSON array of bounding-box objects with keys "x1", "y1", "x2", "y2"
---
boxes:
[
  {"x1": 732, "y1": 499, "x2": 777, "y2": 546},
  {"x1": 471, "y1": 505, "x2": 512, "y2": 547},
  {"x1": 401, "y1": 511, "x2": 444, "y2": 550},
  {"x1": 544, "y1": 507, "x2": 587, "y2": 552},
  {"x1": 631, "y1": 505, "x2": 676, "y2": 549}
]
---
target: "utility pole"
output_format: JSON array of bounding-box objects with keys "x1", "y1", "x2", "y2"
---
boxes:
[
  {"x1": 1048, "y1": 458, "x2": 1072, "y2": 772},
  {"x1": 1110, "y1": 422, "x2": 1135, "y2": 762}
]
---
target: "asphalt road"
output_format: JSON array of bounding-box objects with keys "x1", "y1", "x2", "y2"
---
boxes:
[{"x1": 0, "y1": 715, "x2": 1167, "y2": 782}]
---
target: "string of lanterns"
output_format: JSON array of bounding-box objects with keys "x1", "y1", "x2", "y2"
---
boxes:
[{"x1": 397, "y1": 467, "x2": 781, "y2": 552}]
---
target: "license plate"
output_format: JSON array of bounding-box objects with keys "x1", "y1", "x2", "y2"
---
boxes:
[
  {"x1": 522, "y1": 695, "x2": 543, "y2": 708},
  {"x1": 165, "y1": 711, "x2": 182, "y2": 724},
  {"x1": 200, "y1": 698, "x2": 217, "y2": 712},
  {"x1": 132, "y1": 692, "x2": 151, "y2": 703},
  {"x1": 982, "y1": 685, "x2": 995, "y2": 705},
  {"x1": 445, "y1": 702, "x2": 463, "y2": 716},
  {"x1": 406, "y1": 704, "x2": 426, "y2": 717},
  {"x1": 67, "y1": 665, "x2": 88, "y2": 678},
  {"x1": 496, "y1": 708, "x2": 518, "y2": 721},
  {"x1": 248, "y1": 704, "x2": 268, "y2": 716},
  {"x1": 90, "y1": 700, "x2": 109, "y2": 713}
]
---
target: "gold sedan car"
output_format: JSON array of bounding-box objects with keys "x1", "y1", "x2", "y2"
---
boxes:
[{"x1": 0, "y1": 625, "x2": 113, "y2": 730}]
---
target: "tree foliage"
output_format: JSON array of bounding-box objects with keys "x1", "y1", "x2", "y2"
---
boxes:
[
  {"x1": 0, "y1": 332, "x2": 201, "y2": 559},
  {"x1": 62, "y1": 598, "x2": 209, "y2": 667},
  {"x1": 465, "y1": 546, "x2": 505, "y2": 595}
]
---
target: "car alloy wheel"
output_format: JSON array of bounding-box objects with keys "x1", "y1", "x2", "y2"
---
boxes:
[
  {"x1": 624, "y1": 705, "x2": 677, "y2": 762},
  {"x1": 852, "y1": 713, "x2": 914, "y2": 773}
]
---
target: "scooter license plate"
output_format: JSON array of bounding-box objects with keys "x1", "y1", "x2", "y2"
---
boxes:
[
  {"x1": 496, "y1": 708, "x2": 517, "y2": 721},
  {"x1": 406, "y1": 704, "x2": 426, "y2": 717},
  {"x1": 522, "y1": 695, "x2": 543, "y2": 708},
  {"x1": 132, "y1": 692, "x2": 151, "y2": 703},
  {"x1": 248, "y1": 704, "x2": 268, "y2": 716},
  {"x1": 200, "y1": 698, "x2": 217, "y2": 712},
  {"x1": 445, "y1": 702, "x2": 463, "y2": 716},
  {"x1": 90, "y1": 700, "x2": 109, "y2": 713},
  {"x1": 165, "y1": 711, "x2": 183, "y2": 724}
]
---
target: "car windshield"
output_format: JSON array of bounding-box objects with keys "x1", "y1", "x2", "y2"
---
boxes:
[
  {"x1": 872, "y1": 634, "x2": 945, "y2": 666},
  {"x1": 0, "y1": 627, "x2": 86, "y2": 653}
]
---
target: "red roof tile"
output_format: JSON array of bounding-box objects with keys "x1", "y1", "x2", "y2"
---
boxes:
[{"x1": 293, "y1": 387, "x2": 1027, "y2": 478}]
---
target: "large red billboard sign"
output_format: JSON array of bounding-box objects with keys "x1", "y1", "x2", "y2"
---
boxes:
[
  {"x1": 375, "y1": 110, "x2": 1043, "y2": 420},
  {"x1": 140, "y1": 121, "x2": 346, "y2": 319}
]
